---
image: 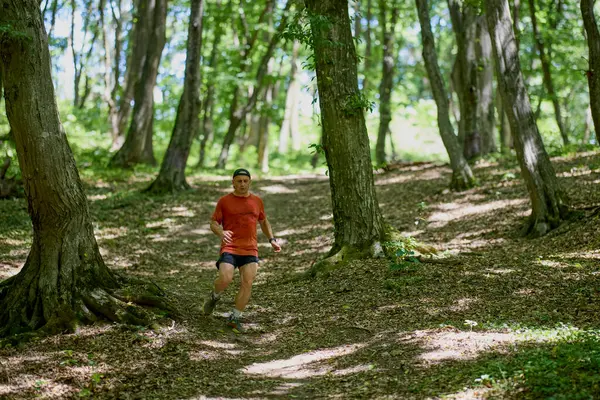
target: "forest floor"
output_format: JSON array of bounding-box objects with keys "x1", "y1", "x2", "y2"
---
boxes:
[{"x1": 1, "y1": 149, "x2": 600, "y2": 399}]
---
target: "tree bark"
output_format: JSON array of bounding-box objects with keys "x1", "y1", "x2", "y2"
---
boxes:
[
  {"x1": 415, "y1": 0, "x2": 476, "y2": 190},
  {"x1": 581, "y1": 0, "x2": 600, "y2": 145},
  {"x1": 100, "y1": 0, "x2": 121, "y2": 144},
  {"x1": 0, "y1": 0, "x2": 173, "y2": 337},
  {"x1": 361, "y1": 0, "x2": 373, "y2": 92},
  {"x1": 475, "y1": 15, "x2": 496, "y2": 154},
  {"x1": 114, "y1": 0, "x2": 150, "y2": 150},
  {"x1": 214, "y1": 0, "x2": 291, "y2": 169},
  {"x1": 147, "y1": 0, "x2": 204, "y2": 193},
  {"x1": 528, "y1": 0, "x2": 569, "y2": 145},
  {"x1": 197, "y1": 0, "x2": 226, "y2": 168},
  {"x1": 305, "y1": 0, "x2": 387, "y2": 265},
  {"x1": 448, "y1": 0, "x2": 479, "y2": 159},
  {"x1": 110, "y1": 0, "x2": 167, "y2": 168},
  {"x1": 486, "y1": 0, "x2": 568, "y2": 237},
  {"x1": 278, "y1": 40, "x2": 301, "y2": 153},
  {"x1": 375, "y1": 0, "x2": 399, "y2": 166}
]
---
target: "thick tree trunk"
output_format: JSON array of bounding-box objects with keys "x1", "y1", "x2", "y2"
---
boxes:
[
  {"x1": 497, "y1": 86, "x2": 513, "y2": 154},
  {"x1": 214, "y1": 0, "x2": 291, "y2": 169},
  {"x1": 279, "y1": 40, "x2": 301, "y2": 153},
  {"x1": 375, "y1": 1, "x2": 399, "y2": 166},
  {"x1": 147, "y1": 0, "x2": 204, "y2": 193},
  {"x1": 306, "y1": 0, "x2": 387, "y2": 264},
  {"x1": 528, "y1": 0, "x2": 569, "y2": 145},
  {"x1": 476, "y1": 16, "x2": 496, "y2": 154},
  {"x1": 448, "y1": 0, "x2": 479, "y2": 159},
  {"x1": 110, "y1": 0, "x2": 167, "y2": 168},
  {"x1": 416, "y1": 0, "x2": 475, "y2": 190},
  {"x1": 0, "y1": 0, "x2": 173, "y2": 337},
  {"x1": 581, "y1": 0, "x2": 600, "y2": 145},
  {"x1": 115, "y1": 0, "x2": 150, "y2": 150},
  {"x1": 486, "y1": 0, "x2": 568, "y2": 237}
]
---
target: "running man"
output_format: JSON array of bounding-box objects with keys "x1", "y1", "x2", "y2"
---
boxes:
[{"x1": 202, "y1": 168, "x2": 281, "y2": 332}]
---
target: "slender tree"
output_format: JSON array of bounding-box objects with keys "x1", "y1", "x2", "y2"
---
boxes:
[
  {"x1": 305, "y1": 0, "x2": 387, "y2": 270},
  {"x1": 485, "y1": 0, "x2": 569, "y2": 236},
  {"x1": 0, "y1": 0, "x2": 172, "y2": 337},
  {"x1": 110, "y1": 0, "x2": 168, "y2": 168},
  {"x1": 375, "y1": 0, "x2": 399, "y2": 166},
  {"x1": 528, "y1": 0, "x2": 569, "y2": 145},
  {"x1": 278, "y1": 40, "x2": 301, "y2": 153},
  {"x1": 214, "y1": 0, "x2": 291, "y2": 169},
  {"x1": 147, "y1": 0, "x2": 205, "y2": 193},
  {"x1": 415, "y1": 0, "x2": 475, "y2": 190},
  {"x1": 475, "y1": 15, "x2": 496, "y2": 154},
  {"x1": 581, "y1": 0, "x2": 600, "y2": 145},
  {"x1": 198, "y1": 0, "x2": 226, "y2": 167},
  {"x1": 114, "y1": 0, "x2": 150, "y2": 150}
]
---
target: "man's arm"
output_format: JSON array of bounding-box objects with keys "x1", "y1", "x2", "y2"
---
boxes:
[
  {"x1": 210, "y1": 220, "x2": 233, "y2": 244},
  {"x1": 259, "y1": 218, "x2": 281, "y2": 252}
]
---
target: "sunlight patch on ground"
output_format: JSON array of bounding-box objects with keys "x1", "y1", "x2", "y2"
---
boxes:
[
  {"x1": 484, "y1": 268, "x2": 515, "y2": 275},
  {"x1": 538, "y1": 259, "x2": 571, "y2": 269},
  {"x1": 449, "y1": 297, "x2": 479, "y2": 312},
  {"x1": 189, "y1": 350, "x2": 221, "y2": 361},
  {"x1": 0, "y1": 377, "x2": 74, "y2": 399},
  {"x1": 87, "y1": 193, "x2": 108, "y2": 201},
  {"x1": 96, "y1": 226, "x2": 128, "y2": 240},
  {"x1": 257, "y1": 184, "x2": 298, "y2": 194},
  {"x1": 243, "y1": 343, "x2": 366, "y2": 379},
  {"x1": 319, "y1": 214, "x2": 333, "y2": 220},
  {"x1": 428, "y1": 199, "x2": 527, "y2": 228},
  {"x1": 555, "y1": 250, "x2": 600, "y2": 260},
  {"x1": 435, "y1": 387, "x2": 491, "y2": 399},
  {"x1": 265, "y1": 382, "x2": 303, "y2": 396},
  {"x1": 8, "y1": 248, "x2": 29, "y2": 258},
  {"x1": 277, "y1": 227, "x2": 316, "y2": 237},
  {"x1": 399, "y1": 329, "x2": 520, "y2": 365},
  {"x1": 200, "y1": 340, "x2": 236, "y2": 349},
  {"x1": 168, "y1": 206, "x2": 195, "y2": 217},
  {"x1": 0, "y1": 238, "x2": 28, "y2": 246},
  {"x1": 190, "y1": 227, "x2": 213, "y2": 236}
]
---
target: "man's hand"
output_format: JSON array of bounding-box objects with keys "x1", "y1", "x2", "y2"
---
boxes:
[
  {"x1": 270, "y1": 239, "x2": 282, "y2": 253},
  {"x1": 221, "y1": 230, "x2": 233, "y2": 245}
]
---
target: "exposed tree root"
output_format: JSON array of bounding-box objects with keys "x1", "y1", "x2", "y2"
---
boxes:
[
  {"x1": 0, "y1": 272, "x2": 178, "y2": 341},
  {"x1": 450, "y1": 170, "x2": 476, "y2": 192}
]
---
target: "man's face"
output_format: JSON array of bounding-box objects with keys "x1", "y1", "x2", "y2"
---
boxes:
[{"x1": 232, "y1": 175, "x2": 251, "y2": 194}]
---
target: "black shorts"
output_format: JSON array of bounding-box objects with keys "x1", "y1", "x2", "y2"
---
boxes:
[{"x1": 216, "y1": 252, "x2": 259, "y2": 269}]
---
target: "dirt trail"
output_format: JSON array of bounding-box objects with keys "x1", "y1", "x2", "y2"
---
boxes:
[{"x1": 0, "y1": 152, "x2": 599, "y2": 399}]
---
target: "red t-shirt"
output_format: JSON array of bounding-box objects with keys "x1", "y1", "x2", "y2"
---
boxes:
[{"x1": 211, "y1": 193, "x2": 266, "y2": 256}]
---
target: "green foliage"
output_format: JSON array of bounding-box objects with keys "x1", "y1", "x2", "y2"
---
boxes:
[
  {"x1": 383, "y1": 237, "x2": 421, "y2": 271},
  {"x1": 476, "y1": 331, "x2": 600, "y2": 399},
  {"x1": 342, "y1": 92, "x2": 374, "y2": 116},
  {"x1": 0, "y1": 23, "x2": 32, "y2": 45}
]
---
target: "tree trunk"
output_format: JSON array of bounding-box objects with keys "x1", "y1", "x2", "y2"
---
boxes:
[
  {"x1": 46, "y1": 0, "x2": 60, "y2": 39},
  {"x1": 197, "y1": 0, "x2": 225, "y2": 168},
  {"x1": 115, "y1": 0, "x2": 150, "y2": 150},
  {"x1": 147, "y1": 0, "x2": 204, "y2": 193},
  {"x1": 278, "y1": 40, "x2": 300, "y2": 154},
  {"x1": 475, "y1": 15, "x2": 496, "y2": 154},
  {"x1": 214, "y1": 0, "x2": 291, "y2": 169},
  {"x1": 375, "y1": 0, "x2": 399, "y2": 166},
  {"x1": 528, "y1": 0, "x2": 569, "y2": 145},
  {"x1": 583, "y1": 106, "x2": 593, "y2": 145},
  {"x1": 305, "y1": 0, "x2": 387, "y2": 266},
  {"x1": 361, "y1": 0, "x2": 373, "y2": 92},
  {"x1": 497, "y1": 85, "x2": 512, "y2": 153},
  {"x1": 486, "y1": 0, "x2": 568, "y2": 237},
  {"x1": 0, "y1": 0, "x2": 173, "y2": 338},
  {"x1": 511, "y1": 0, "x2": 521, "y2": 49},
  {"x1": 415, "y1": 0, "x2": 476, "y2": 190},
  {"x1": 581, "y1": 0, "x2": 600, "y2": 145},
  {"x1": 110, "y1": 0, "x2": 167, "y2": 168},
  {"x1": 448, "y1": 0, "x2": 479, "y2": 159},
  {"x1": 100, "y1": 0, "x2": 120, "y2": 143}
]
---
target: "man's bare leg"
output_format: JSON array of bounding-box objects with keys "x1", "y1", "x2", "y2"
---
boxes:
[
  {"x1": 203, "y1": 263, "x2": 234, "y2": 315},
  {"x1": 214, "y1": 263, "x2": 234, "y2": 294},
  {"x1": 234, "y1": 262, "x2": 258, "y2": 312}
]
